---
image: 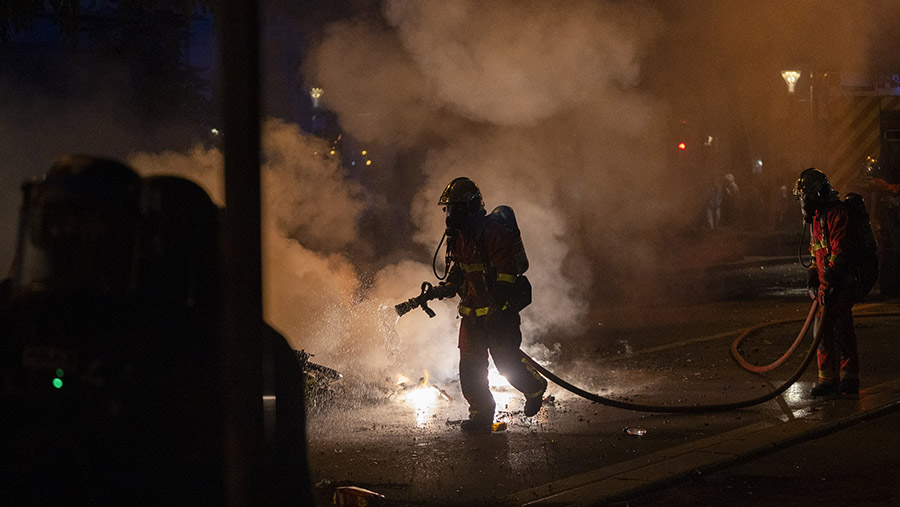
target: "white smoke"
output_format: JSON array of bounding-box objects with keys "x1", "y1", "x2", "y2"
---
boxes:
[
  {"x1": 127, "y1": 0, "x2": 677, "y2": 382},
  {"x1": 128, "y1": 119, "x2": 464, "y2": 380},
  {"x1": 8, "y1": 0, "x2": 900, "y2": 388},
  {"x1": 306, "y1": 0, "x2": 676, "y2": 345},
  {"x1": 382, "y1": 0, "x2": 653, "y2": 126}
]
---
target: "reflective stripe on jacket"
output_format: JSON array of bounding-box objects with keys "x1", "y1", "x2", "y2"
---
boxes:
[
  {"x1": 451, "y1": 216, "x2": 519, "y2": 315},
  {"x1": 810, "y1": 204, "x2": 855, "y2": 282}
]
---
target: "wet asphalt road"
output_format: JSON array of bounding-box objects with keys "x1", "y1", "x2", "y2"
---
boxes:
[
  {"x1": 303, "y1": 260, "x2": 900, "y2": 506},
  {"x1": 616, "y1": 407, "x2": 900, "y2": 507}
]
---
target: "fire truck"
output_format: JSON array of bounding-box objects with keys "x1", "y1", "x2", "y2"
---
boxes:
[{"x1": 819, "y1": 72, "x2": 900, "y2": 296}]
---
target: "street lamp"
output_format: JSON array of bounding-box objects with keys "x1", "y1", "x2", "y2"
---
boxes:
[
  {"x1": 310, "y1": 87, "x2": 323, "y2": 108},
  {"x1": 781, "y1": 70, "x2": 801, "y2": 94}
]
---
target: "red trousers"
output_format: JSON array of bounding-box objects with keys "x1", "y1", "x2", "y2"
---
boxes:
[
  {"x1": 815, "y1": 290, "x2": 859, "y2": 383},
  {"x1": 458, "y1": 311, "x2": 545, "y2": 419}
]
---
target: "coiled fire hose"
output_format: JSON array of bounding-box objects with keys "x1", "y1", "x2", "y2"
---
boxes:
[
  {"x1": 730, "y1": 300, "x2": 821, "y2": 373},
  {"x1": 731, "y1": 303, "x2": 900, "y2": 373},
  {"x1": 521, "y1": 301, "x2": 827, "y2": 413},
  {"x1": 523, "y1": 300, "x2": 900, "y2": 413}
]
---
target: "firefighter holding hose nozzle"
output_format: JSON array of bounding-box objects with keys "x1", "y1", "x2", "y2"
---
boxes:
[
  {"x1": 400, "y1": 177, "x2": 547, "y2": 433},
  {"x1": 793, "y1": 168, "x2": 861, "y2": 396}
]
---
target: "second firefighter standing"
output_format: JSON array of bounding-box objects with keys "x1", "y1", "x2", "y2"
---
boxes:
[
  {"x1": 793, "y1": 168, "x2": 860, "y2": 396},
  {"x1": 433, "y1": 177, "x2": 547, "y2": 433}
]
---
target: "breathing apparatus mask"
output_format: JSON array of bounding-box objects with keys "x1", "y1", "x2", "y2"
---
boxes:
[
  {"x1": 792, "y1": 167, "x2": 836, "y2": 224},
  {"x1": 433, "y1": 177, "x2": 485, "y2": 279},
  {"x1": 793, "y1": 168, "x2": 840, "y2": 268},
  {"x1": 796, "y1": 191, "x2": 817, "y2": 223},
  {"x1": 443, "y1": 202, "x2": 476, "y2": 231},
  {"x1": 438, "y1": 176, "x2": 485, "y2": 231}
]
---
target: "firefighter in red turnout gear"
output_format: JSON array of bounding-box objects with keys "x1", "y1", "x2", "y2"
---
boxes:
[
  {"x1": 793, "y1": 168, "x2": 860, "y2": 396},
  {"x1": 436, "y1": 177, "x2": 547, "y2": 432}
]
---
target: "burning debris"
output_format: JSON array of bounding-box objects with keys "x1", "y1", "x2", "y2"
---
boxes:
[
  {"x1": 394, "y1": 371, "x2": 455, "y2": 428},
  {"x1": 396, "y1": 372, "x2": 454, "y2": 401},
  {"x1": 296, "y1": 349, "x2": 343, "y2": 408}
]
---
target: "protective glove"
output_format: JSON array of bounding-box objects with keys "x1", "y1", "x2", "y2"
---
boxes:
[
  {"x1": 807, "y1": 269, "x2": 819, "y2": 300},
  {"x1": 433, "y1": 281, "x2": 458, "y2": 300},
  {"x1": 487, "y1": 279, "x2": 515, "y2": 315},
  {"x1": 817, "y1": 283, "x2": 832, "y2": 306},
  {"x1": 823, "y1": 266, "x2": 843, "y2": 289}
]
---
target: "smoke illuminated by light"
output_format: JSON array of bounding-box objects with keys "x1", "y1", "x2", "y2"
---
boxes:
[
  {"x1": 5, "y1": 1, "x2": 897, "y2": 433},
  {"x1": 488, "y1": 365, "x2": 516, "y2": 414}
]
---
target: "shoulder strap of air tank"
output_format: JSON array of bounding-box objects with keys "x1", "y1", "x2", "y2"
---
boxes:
[
  {"x1": 474, "y1": 215, "x2": 495, "y2": 274},
  {"x1": 819, "y1": 209, "x2": 831, "y2": 257}
]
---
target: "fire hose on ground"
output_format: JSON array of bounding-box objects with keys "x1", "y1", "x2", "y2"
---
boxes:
[
  {"x1": 397, "y1": 286, "x2": 900, "y2": 413},
  {"x1": 520, "y1": 301, "x2": 822, "y2": 413},
  {"x1": 522, "y1": 300, "x2": 900, "y2": 413}
]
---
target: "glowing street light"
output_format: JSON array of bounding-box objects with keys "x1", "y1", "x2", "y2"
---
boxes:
[
  {"x1": 781, "y1": 70, "x2": 801, "y2": 94},
  {"x1": 310, "y1": 87, "x2": 323, "y2": 108}
]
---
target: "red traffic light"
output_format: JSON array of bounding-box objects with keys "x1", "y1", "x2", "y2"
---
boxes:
[{"x1": 677, "y1": 142, "x2": 687, "y2": 151}]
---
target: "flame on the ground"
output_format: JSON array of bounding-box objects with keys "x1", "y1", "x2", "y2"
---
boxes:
[
  {"x1": 400, "y1": 371, "x2": 450, "y2": 428},
  {"x1": 398, "y1": 364, "x2": 519, "y2": 427}
]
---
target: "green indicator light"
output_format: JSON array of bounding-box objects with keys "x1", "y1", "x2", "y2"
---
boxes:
[
  {"x1": 52, "y1": 378, "x2": 63, "y2": 389},
  {"x1": 56, "y1": 368, "x2": 65, "y2": 377}
]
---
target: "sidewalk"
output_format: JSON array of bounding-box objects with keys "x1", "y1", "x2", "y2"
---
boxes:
[{"x1": 505, "y1": 377, "x2": 900, "y2": 506}]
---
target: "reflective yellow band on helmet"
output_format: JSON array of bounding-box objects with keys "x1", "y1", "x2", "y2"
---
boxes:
[
  {"x1": 460, "y1": 262, "x2": 486, "y2": 273},
  {"x1": 497, "y1": 273, "x2": 516, "y2": 283}
]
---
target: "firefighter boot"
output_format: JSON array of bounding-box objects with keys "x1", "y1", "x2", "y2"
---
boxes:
[
  {"x1": 460, "y1": 407, "x2": 494, "y2": 434},
  {"x1": 523, "y1": 381, "x2": 547, "y2": 417},
  {"x1": 840, "y1": 378, "x2": 859, "y2": 396},
  {"x1": 460, "y1": 417, "x2": 493, "y2": 434},
  {"x1": 810, "y1": 381, "x2": 839, "y2": 397}
]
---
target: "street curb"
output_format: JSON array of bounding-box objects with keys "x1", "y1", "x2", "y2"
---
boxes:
[{"x1": 503, "y1": 378, "x2": 900, "y2": 506}]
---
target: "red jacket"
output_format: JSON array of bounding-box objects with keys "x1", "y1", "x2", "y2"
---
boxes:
[
  {"x1": 810, "y1": 203, "x2": 856, "y2": 284},
  {"x1": 450, "y1": 216, "x2": 519, "y2": 315}
]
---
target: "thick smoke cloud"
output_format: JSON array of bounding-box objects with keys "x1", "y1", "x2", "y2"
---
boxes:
[
  {"x1": 382, "y1": 0, "x2": 655, "y2": 127},
  {"x1": 4, "y1": 0, "x2": 900, "y2": 386},
  {"x1": 128, "y1": 120, "x2": 464, "y2": 380},
  {"x1": 306, "y1": 0, "x2": 678, "y2": 342}
]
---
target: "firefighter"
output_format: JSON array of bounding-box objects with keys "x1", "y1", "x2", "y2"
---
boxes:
[
  {"x1": 793, "y1": 168, "x2": 860, "y2": 396},
  {"x1": 865, "y1": 175, "x2": 900, "y2": 297},
  {"x1": 436, "y1": 177, "x2": 547, "y2": 432}
]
